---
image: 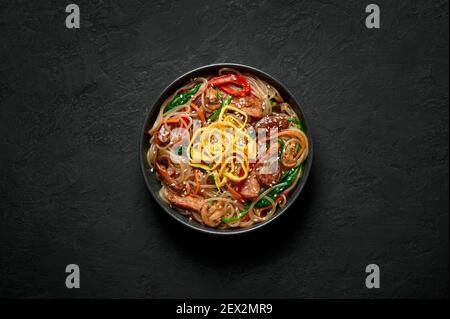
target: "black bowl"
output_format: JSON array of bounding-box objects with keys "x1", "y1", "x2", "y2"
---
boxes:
[{"x1": 140, "y1": 63, "x2": 313, "y2": 235}]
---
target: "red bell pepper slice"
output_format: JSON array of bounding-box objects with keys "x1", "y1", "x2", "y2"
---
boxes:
[{"x1": 208, "y1": 74, "x2": 251, "y2": 97}]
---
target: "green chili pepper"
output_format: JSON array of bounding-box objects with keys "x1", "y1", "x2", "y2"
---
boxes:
[
  {"x1": 254, "y1": 184, "x2": 287, "y2": 208},
  {"x1": 222, "y1": 204, "x2": 250, "y2": 223},
  {"x1": 254, "y1": 165, "x2": 302, "y2": 208},
  {"x1": 280, "y1": 165, "x2": 302, "y2": 185},
  {"x1": 287, "y1": 117, "x2": 299, "y2": 125},
  {"x1": 288, "y1": 117, "x2": 305, "y2": 132},
  {"x1": 164, "y1": 83, "x2": 201, "y2": 113},
  {"x1": 278, "y1": 138, "x2": 285, "y2": 154},
  {"x1": 207, "y1": 94, "x2": 232, "y2": 122},
  {"x1": 222, "y1": 166, "x2": 303, "y2": 222},
  {"x1": 270, "y1": 98, "x2": 276, "y2": 106},
  {"x1": 208, "y1": 109, "x2": 222, "y2": 122}
]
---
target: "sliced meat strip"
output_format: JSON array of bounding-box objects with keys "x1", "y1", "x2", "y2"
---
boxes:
[
  {"x1": 240, "y1": 172, "x2": 261, "y2": 199},
  {"x1": 255, "y1": 113, "x2": 289, "y2": 131},
  {"x1": 231, "y1": 96, "x2": 263, "y2": 119},
  {"x1": 255, "y1": 143, "x2": 282, "y2": 187},
  {"x1": 165, "y1": 189, "x2": 205, "y2": 212},
  {"x1": 155, "y1": 161, "x2": 183, "y2": 191},
  {"x1": 256, "y1": 165, "x2": 282, "y2": 187}
]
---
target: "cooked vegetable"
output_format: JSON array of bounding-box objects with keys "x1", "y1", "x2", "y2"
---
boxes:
[
  {"x1": 270, "y1": 98, "x2": 276, "y2": 106},
  {"x1": 226, "y1": 183, "x2": 247, "y2": 203},
  {"x1": 254, "y1": 166, "x2": 301, "y2": 208},
  {"x1": 209, "y1": 74, "x2": 251, "y2": 97},
  {"x1": 278, "y1": 138, "x2": 285, "y2": 154},
  {"x1": 288, "y1": 117, "x2": 305, "y2": 132},
  {"x1": 164, "y1": 83, "x2": 201, "y2": 113},
  {"x1": 207, "y1": 94, "x2": 232, "y2": 122},
  {"x1": 190, "y1": 102, "x2": 206, "y2": 123},
  {"x1": 222, "y1": 204, "x2": 250, "y2": 223}
]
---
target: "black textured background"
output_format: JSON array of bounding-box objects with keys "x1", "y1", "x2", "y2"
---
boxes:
[{"x1": 0, "y1": 0, "x2": 448, "y2": 298}]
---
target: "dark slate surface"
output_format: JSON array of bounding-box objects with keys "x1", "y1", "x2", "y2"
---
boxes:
[{"x1": 0, "y1": 0, "x2": 448, "y2": 298}]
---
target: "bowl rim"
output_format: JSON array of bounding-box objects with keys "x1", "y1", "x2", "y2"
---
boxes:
[{"x1": 139, "y1": 63, "x2": 313, "y2": 235}]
